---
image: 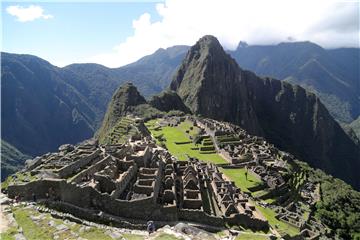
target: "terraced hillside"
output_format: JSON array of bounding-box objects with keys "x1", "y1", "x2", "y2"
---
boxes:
[
  {"x1": 145, "y1": 118, "x2": 227, "y2": 164},
  {"x1": 145, "y1": 117, "x2": 304, "y2": 238},
  {"x1": 99, "y1": 117, "x2": 139, "y2": 145}
]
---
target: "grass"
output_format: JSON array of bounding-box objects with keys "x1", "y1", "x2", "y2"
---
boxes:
[
  {"x1": 123, "y1": 233, "x2": 145, "y2": 240},
  {"x1": 2, "y1": 172, "x2": 38, "y2": 189},
  {"x1": 10, "y1": 206, "x2": 113, "y2": 240},
  {"x1": 255, "y1": 205, "x2": 299, "y2": 237},
  {"x1": 177, "y1": 121, "x2": 199, "y2": 138},
  {"x1": 154, "y1": 233, "x2": 184, "y2": 240},
  {"x1": 0, "y1": 226, "x2": 17, "y2": 240},
  {"x1": 12, "y1": 207, "x2": 55, "y2": 240},
  {"x1": 235, "y1": 232, "x2": 270, "y2": 240},
  {"x1": 220, "y1": 168, "x2": 263, "y2": 192},
  {"x1": 146, "y1": 119, "x2": 227, "y2": 164},
  {"x1": 81, "y1": 227, "x2": 113, "y2": 240}
]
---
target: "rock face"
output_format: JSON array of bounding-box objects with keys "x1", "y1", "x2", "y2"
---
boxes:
[
  {"x1": 170, "y1": 35, "x2": 360, "y2": 190},
  {"x1": 230, "y1": 42, "x2": 360, "y2": 123},
  {"x1": 149, "y1": 90, "x2": 191, "y2": 113},
  {"x1": 171, "y1": 35, "x2": 261, "y2": 135},
  {"x1": 97, "y1": 83, "x2": 146, "y2": 139}
]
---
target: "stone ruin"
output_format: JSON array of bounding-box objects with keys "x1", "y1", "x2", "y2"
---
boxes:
[
  {"x1": 188, "y1": 116, "x2": 326, "y2": 238},
  {"x1": 6, "y1": 133, "x2": 268, "y2": 231},
  {"x1": 6, "y1": 115, "x2": 328, "y2": 237}
]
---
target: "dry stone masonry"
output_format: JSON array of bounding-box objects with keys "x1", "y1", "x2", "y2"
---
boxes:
[{"x1": 5, "y1": 115, "x2": 326, "y2": 238}]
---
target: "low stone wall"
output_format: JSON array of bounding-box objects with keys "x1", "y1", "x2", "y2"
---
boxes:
[
  {"x1": 71, "y1": 156, "x2": 112, "y2": 183},
  {"x1": 57, "y1": 150, "x2": 101, "y2": 178},
  {"x1": 7, "y1": 179, "x2": 176, "y2": 221},
  {"x1": 111, "y1": 165, "x2": 138, "y2": 199},
  {"x1": 225, "y1": 214, "x2": 269, "y2": 231},
  {"x1": 178, "y1": 209, "x2": 224, "y2": 227}
]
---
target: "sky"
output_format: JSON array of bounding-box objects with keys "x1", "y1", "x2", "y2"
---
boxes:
[{"x1": 2, "y1": 0, "x2": 359, "y2": 68}]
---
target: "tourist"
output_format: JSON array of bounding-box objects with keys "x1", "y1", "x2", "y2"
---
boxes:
[
  {"x1": 147, "y1": 221, "x2": 155, "y2": 234},
  {"x1": 32, "y1": 193, "x2": 37, "y2": 202}
]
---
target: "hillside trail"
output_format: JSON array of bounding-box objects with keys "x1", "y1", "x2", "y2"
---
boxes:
[{"x1": 0, "y1": 193, "x2": 10, "y2": 232}]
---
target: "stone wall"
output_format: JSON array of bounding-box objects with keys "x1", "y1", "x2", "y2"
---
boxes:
[
  {"x1": 71, "y1": 156, "x2": 112, "y2": 183},
  {"x1": 57, "y1": 150, "x2": 101, "y2": 178},
  {"x1": 111, "y1": 165, "x2": 138, "y2": 199},
  {"x1": 225, "y1": 214, "x2": 268, "y2": 231},
  {"x1": 178, "y1": 209, "x2": 224, "y2": 227}
]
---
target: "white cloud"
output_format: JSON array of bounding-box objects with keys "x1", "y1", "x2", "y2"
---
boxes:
[
  {"x1": 6, "y1": 5, "x2": 53, "y2": 22},
  {"x1": 89, "y1": 0, "x2": 359, "y2": 68}
]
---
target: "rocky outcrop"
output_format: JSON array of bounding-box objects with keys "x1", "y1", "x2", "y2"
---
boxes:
[
  {"x1": 171, "y1": 35, "x2": 261, "y2": 135},
  {"x1": 97, "y1": 83, "x2": 146, "y2": 140},
  {"x1": 149, "y1": 90, "x2": 191, "y2": 113},
  {"x1": 170, "y1": 35, "x2": 360, "y2": 190}
]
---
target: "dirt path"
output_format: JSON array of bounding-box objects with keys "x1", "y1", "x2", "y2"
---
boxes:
[{"x1": 0, "y1": 203, "x2": 10, "y2": 232}]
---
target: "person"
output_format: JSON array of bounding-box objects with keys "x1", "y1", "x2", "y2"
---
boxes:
[
  {"x1": 32, "y1": 193, "x2": 37, "y2": 202},
  {"x1": 245, "y1": 168, "x2": 248, "y2": 181},
  {"x1": 147, "y1": 221, "x2": 155, "y2": 234}
]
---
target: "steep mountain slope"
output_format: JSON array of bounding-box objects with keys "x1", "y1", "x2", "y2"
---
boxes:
[
  {"x1": 97, "y1": 83, "x2": 147, "y2": 141},
  {"x1": 170, "y1": 36, "x2": 261, "y2": 135},
  {"x1": 148, "y1": 90, "x2": 191, "y2": 113},
  {"x1": 171, "y1": 35, "x2": 360, "y2": 190},
  {"x1": 230, "y1": 42, "x2": 360, "y2": 123},
  {"x1": 1, "y1": 140, "x2": 30, "y2": 181},
  {"x1": 97, "y1": 82, "x2": 189, "y2": 142},
  {"x1": 1, "y1": 53, "x2": 95, "y2": 156},
  {"x1": 350, "y1": 116, "x2": 360, "y2": 139},
  {"x1": 114, "y1": 45, "x2": 189, "y2": 93},
  {"x1": 1, "y1": 46, "x2": 188, "y2": 159}
]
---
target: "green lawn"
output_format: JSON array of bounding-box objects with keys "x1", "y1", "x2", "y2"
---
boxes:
[
  {"x1": 146, "y1": 119, "x2": 227, "y2": 164},
  {"x1": 122, "y1": 233, "x2": 145, "y2": 240},
  {"x1": 11, "y1": 206, "x2": 113, "y2": 240},
  {"x1": 177, "y1": 120, "x2": 199, "y2": 138},
  {"x1": 255, "y1": 205, "x2": 299, "y2": 237},
  {"x1": 220, "y1": 168, "x2": 262, "y2": 192},
  {"x1": 235, "y1": 233, "x2": 269, "y2": 240},
  {"x1": 0, "y1": 226, "x2": 17, "y2": 240}
]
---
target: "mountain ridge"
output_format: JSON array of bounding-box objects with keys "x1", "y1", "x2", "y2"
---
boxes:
[{"x1": 170, "y1": 35, "x2": 360, "y2": 190}]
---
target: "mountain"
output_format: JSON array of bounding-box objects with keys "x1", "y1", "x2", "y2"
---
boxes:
[
  {"x1": 1, "y1": 140, "x2": 30, "y2": 181},
  {"x1": 1, "y1": 53, "x2": 96, "y2": 156},
  {"x1": 97, "y1": 82, "x2": 147, "y2": 141},
  {"x1": 97, "y1": 82, "x2": 190, "y2": 142},
  {"x1": 350, "y1": 116, "x2": 360, "y2": 139},
  {"x1": 1, "y1": 46, "x2": 188, "y2": 159},
  {"x1": 229, "y1": 42, "x2": 360, "y2": 123},
  {"x1": 148, "y1": 90, "x2": 191, "y2": 114},
  {"x1": 171, "y1": 35, "x2": 360, "y2": 190},
  {"x1": 2, "y1": 41, "x2": 358, "y2": 180}
]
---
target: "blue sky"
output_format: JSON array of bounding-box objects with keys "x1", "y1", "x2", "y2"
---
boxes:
[
  {"x1": 2, "y1": 0, "x2": 359, "y2": 68},
  {"x1": 2, "y1": 2, "x2": 162, "y2": 66}
]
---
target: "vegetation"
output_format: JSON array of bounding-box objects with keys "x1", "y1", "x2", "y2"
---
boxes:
[
  {"x1": 297, "y1": 161, "x2": 360, "y2": 239},
  {"x1": 2, "y1": 172, "x2": 38, "y2": 190},
  {"x1": 145, "y1": 119, "x2": 227, "y2": 164},
  {"x1": 350, "y1": 116, "x2": 360, "y2": 139},
  {"x1": 100, "y1": 117, "x2": 137, "y2": 144},
  {"x1": 255, "y1": 205, "x2": 299, "y2": 237},
  {"x1": 1, "y1": 140, "x2": 31, "y2": 181},
  {"x1": 235, "y1": 233, "x2": 269, "y2": 240},
  {"x1": 0, "y1": 226, "x2": 17, "y2": 240},
  {"x1": 220, "y1": 168, "x2": 263, "y2": 193}
]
